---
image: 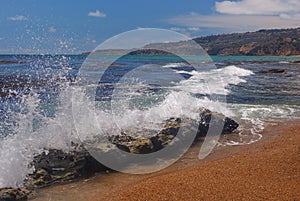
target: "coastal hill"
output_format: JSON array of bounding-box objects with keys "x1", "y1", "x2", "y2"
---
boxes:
[
  {"x1": 194, "y1": 28, "x2": 300, "y2": 56},
  {"x1": 145, "y1": 28, "x2": 300, "y2": 56},
  {"x1": 86, "y1": 28, "x2": 300, "y2": 56}
]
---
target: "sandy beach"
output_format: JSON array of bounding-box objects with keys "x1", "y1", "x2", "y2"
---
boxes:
[
  {"x1": 104, "y1": 120, "x2": 300, "y2": 201},
  {"x1": 31, "y1": 120, "x2": 300, "y2": 201}
]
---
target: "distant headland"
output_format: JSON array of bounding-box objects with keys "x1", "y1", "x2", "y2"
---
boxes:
[{"x1": 83, "y1": 28, "x2": 300, "y2": 56}]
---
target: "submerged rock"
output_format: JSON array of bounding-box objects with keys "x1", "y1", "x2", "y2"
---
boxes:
[
  {"x1": 0, "y1": 61, "x2": 20, "y2": 65},
  {"x1": 292, "y1": 60, "x2": 300, "y2": 64},
  {"x1": 256, "y1": 69, "x2": 286, "y2": 74},
  {"x1": 0, "y1": 188, "x2": 32, "y2": 201}
]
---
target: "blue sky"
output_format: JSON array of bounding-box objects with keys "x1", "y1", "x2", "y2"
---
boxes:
[{"x1": 1, "y1": 0, "x2": 300, "y2": 54}]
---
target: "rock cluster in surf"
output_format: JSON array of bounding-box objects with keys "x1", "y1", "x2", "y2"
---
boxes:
[{"x1": 0, "y1": 109, "x2": 238, "y2": 201}]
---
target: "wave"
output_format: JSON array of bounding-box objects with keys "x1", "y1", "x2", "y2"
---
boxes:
[
  {"x1": 162, "y1": 62, "x2": 190, "y2": 68},
  {"x1": 219, "y1": 103, "x2": 300, "y2": 146},
  {"x1": 174, "y1": 65, "x2": 254, "y2": 95},
  {"x1": 278, "y1": 61, "x2": 290, "y2": 64}
]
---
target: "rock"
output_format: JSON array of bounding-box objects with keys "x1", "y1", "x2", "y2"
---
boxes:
[
  {"x1": 0, "y1": 188, "x2": 32, "y2": 201},
  {"x1": 256, "y1": 69, "x2": 286, "y2": 74},
  {"x1": 108, "y1": 134, "x2": 134, "y2": 144},
  {"x1": 129, "y1": 138, "x2": 154, "y2": 154},
  {"x1": 25, "y1": 148, "x2": 108, "y2": 188},
  {"x1": 108, "y1": 118, "x2": 182, "y2": 154},
  {"x1": 160, "y1": 118, "x2": 181, "y2": 136},
  {"x1": 0, "y1": 91, "x2": 9, "y2": 97},
  {"x1": 109, "y1": 110, "x2": 239, "y2": 154},
  {"x1": 0, "y1": 61, "x2": 20, "y2": 65},
  {"x1": 197, "y1": 109, "x2": 239, "y2": 137}
]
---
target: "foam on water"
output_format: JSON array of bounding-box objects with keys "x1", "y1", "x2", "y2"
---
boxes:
[
  {"x1": 279, "y1": 61, "x2": 290, "y2": 64},
  {"x1": 220, "y1": 103, "x2": 300, "y2": 146},
  {"x1": 162, "y1": 62, "x2": 190, "y2": 68},
  {"x1": 174, "y1": 65, "x2": 253, "y2": 95},
  {"x1": 0, "y1": 84, "x2": 81, "y2": 188}
]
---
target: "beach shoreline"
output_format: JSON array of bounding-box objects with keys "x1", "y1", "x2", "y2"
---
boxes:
[{"x1": 30, "y1": 119, "x2": 300, "y2": 201}]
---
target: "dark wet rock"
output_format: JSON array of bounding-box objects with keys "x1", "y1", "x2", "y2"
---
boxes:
[
  {"x1": 197, "y1": 109, "x2": 239, "y2": 137},
  {"x1": 129, "y1": 138, "x2": 154, "y2": 154},
  {"x1": 0, "y1": 188, "x2": 32, "y2": 201},
  {"x1": 160, "y1": 118, "x2": 181, "y2": 136},
  {"x1": 256, "y1": 69, "x2": 286, "y2": 74},
  {"x1": 108, "y1": 134, "x2": 134, "y2": 144},
  {"x1": 109, "y1": 110, "x2": 239, "y2": 154},
  {"x1": 109, "y1": 136, "x2": 155, "y2": 154},
  {"x1": 0, "y1": 91, "x2": 9, "y2": 97},
  {"x1": 108, "y1": 118, "x2": 182, "y2": 154},
  {"x1": 0, "y1": 61, "x2": 20, "y2": 65},
  {"x1": 25, "y1": 148, "x2": 108, "y2": 188}
]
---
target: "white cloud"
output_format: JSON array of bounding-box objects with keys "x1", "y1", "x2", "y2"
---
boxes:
[
  {"x1": 8, "y1": 15, "x2": 27, "y2": 21},
  {"x1": 88, "y1": 10, "x2": 106, "y2": 18},
  {"x1": 167, "y1": 13, "x2": 300, "y2": 32},
  {"x1": 215, "y1": 0, "x2": 300, "y2": 15},
  {"x1": 48, "y1": 27, "x2": 56, "y2": 33},
  {"x1": 167, "y1": 0, "x2": 300, "y2": 33}
]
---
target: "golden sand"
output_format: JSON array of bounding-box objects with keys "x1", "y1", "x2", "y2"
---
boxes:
[{"x1": 103, "y1": 121, "x2": 300, "y2": 201}]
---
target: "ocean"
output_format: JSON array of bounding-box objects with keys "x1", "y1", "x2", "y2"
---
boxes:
[{"x1": 0, "y1": 54, "x2": 300, "y2": 187}]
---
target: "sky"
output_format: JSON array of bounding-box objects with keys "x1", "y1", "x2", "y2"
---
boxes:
[{"x1": 1, "y1": 0, "x2": 300, "y2": 54}]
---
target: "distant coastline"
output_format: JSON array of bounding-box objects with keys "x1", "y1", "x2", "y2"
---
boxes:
[{"x1": 83, "y1": 28, "x2": 300, "y2": 56}]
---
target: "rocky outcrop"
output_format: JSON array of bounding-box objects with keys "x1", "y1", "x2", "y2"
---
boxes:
[
  {"x1": 0, "y1": 110, "x2": 239, "y2": 201},
  {"x1": 197, "y1": 109, "x2": 239, "y2": 137},
  {"x1": 0, "y1": 91, "x2": 9, "y2": 97},
  {"x1": 109, "y1": 110, "x2": 239, "y2": 154},
  {"x1": 0, "y1": 61, "x2": 20, "y2": 65},
  {"x1": 25, "y1": 148, "x2": 108, "y2": 189},
  {"x1": 108, "y1": 118, "x2": 181, "y2": 154},
  {"x1": 256, "y1": 69, "x2": 286, "y2": 74},
  {"x1": 0, "y1": 188, "x2": 32, "y2": 201}
]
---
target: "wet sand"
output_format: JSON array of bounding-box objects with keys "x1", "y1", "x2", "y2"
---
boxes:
[{"x1": 31, "y1": 120, "x2": 300, "y2": 201}]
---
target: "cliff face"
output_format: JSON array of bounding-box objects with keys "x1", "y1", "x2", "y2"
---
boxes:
[{"x1": 194, "y1": 28, "x2": 300, "y2": 56}]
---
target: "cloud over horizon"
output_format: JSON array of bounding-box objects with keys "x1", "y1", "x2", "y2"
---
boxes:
[
  {"x1": 168, "y1": 13, "x2": 300, "y2": 32},
  {"x1": 88, "y1": 10, "x2": 106, "y2": 18},
  {"x1": 168, "y1": 0, "x2": 300, "y2": 33},
  {"x1": 215, "y1": 0, "x2": 300, "y2": 15}
]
